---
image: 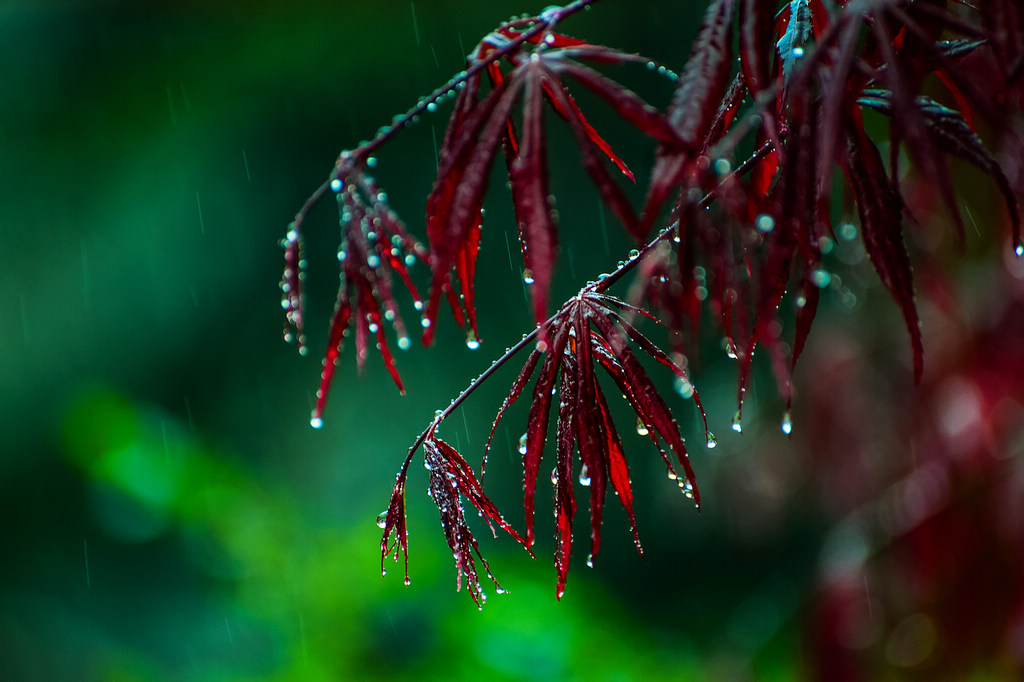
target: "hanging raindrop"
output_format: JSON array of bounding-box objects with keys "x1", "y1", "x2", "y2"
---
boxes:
[{"x1": 635, "y1": 417, "x2": 649, "y2": 436}]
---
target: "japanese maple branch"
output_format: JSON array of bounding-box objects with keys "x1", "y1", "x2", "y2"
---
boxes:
[
  {"x1": 290, "y1": 0, "x2": 601, "y2": 234},
  {"x1": 393, "y1": 137, "x2": 777, "y2": 475}
]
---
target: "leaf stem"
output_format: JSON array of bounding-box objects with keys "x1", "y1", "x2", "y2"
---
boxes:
[{"x1": 590, "y1": 137, "x2": 777, "y2": 294}]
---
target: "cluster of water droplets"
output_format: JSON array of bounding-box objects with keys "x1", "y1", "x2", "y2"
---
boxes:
[{"x1": 645, "y1": 59, "x2": 680, "y2": 82}]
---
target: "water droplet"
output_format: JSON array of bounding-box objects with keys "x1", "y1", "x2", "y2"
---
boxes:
[
  {"x1": 586, "y1": 553, "x2": 594, "y2": 568},
  {"x1": 413, "y1": 300, "x2": 424, "y2": 311},
  {"x1": 540, "y1": 5, "x2": 561, "y2": 22},
  {"x1": 397, "y1": 336, "x2": 411, "y2": 350},
  {"x1": 367, "y1": 254, "x2": 381, "y2": 268},
  {"x1": 518, "y1": 433, "x2": 528, "y2": 455},
  {"x1": 781, "y1": 411, "x2": 793, "y2": 435},
  {"x1": 404, "y1": 254, "x2": 416, "y2": 266},
  {"x1": 330, "y1": 178, "x2": 343, "y2": 192},
  {"x1": 550, "y1": 467, "x2": 558, "y2": 485},
  {"x1": 368, "y1": 322, "x2": 379, "y2": 334},
  {"x1": 667, "y1": 469, "x2": 678, "y2": 480},
  {"x1": 706, "y1": 432, "x2": 718, "y2": 449},
  {"x1": 404, "y1": 576, "x2": 411, "y2": 586},
  {"x1": 1016, "y1": 242, "x2": 1024, "y2": 258},
  {"x1": 635, "y1": 417, "x2": 649, "y2": 436},
  {"x1": 714, "y1": 158, "x2": 731, "y2": 174},
  {"x1": 466, "y1": 331, "x2": 480, "y2": 350},
  {"x1": 628, "y1": 248, "x2": 640, "y2": 260},
  {"x1": 812, "y1": 269, "x2": 831, "y2": 288},
  {"x1": 839, "y1": 222, "x2": 858, "y2": 240},
  {"x1": 523, "y1": 269, "x2": 535, "y2": 285},
  {"x1": 421, "y1": 317, "x2": 432, "y2": 328},
  {"x1": 376, "y1": 512, "x2": 388, "y2": 528},
  {"x1": 674, "y1": 375, "x2": 694, "y2": 399},
  {"x1": 731, "y1": 410, "x2": 743, "y2": 433},
  {"x1": 756, "y1": 214, "x2": 775, "y2": 233},
  {"x1": 792, "y1": 46, "x2": 805, "y2": 57},
  {"x1": 578, "y1": 465, "x2": 591, "y2": 486},
  {"x1": 366, "y1": 156, "x2": 377, "y2": 167},
  {"x1": 536, "y1": 339, "x2": 548, "y2": 353},
  {"x1": 310, "y1": 416, "x2": 324, "y2": 429},
  {"x1": 424, "y1": 458, "x2": 432, "y2": 470}
]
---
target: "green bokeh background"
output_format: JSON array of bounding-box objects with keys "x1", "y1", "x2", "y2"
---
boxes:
[{"x1": 3, "y1": 1, "x2": 1020, "y2": 680}]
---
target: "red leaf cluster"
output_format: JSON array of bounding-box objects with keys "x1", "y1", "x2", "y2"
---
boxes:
[
  {"x1": 381, "y1": 428, "x2": 528, "y2": 608},
  {"x1": 285, "y1": 0, "x2": 1024, "y2": 605},
  {"x1": 317, "y1": 172, "x2": 427, "y2": 418},
  {"x1": 422, "y1": 22, "x2": 675, "y2": 345}
]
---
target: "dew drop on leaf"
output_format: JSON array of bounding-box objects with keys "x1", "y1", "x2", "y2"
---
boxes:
[
  {"x1": 628, "y1": 248, "x2": 640, "y2": 260},
  {"x1": 466, "y1": 331, "x2": 480, "y2": 350},
  {"x1": 706, "y1": 432, "x2": 718, "y2": 449},
  {"x1": 682, "y1": 481, "x2": 694, "y2": 499},
  {"x1": 635, "y1": 417, "x2": 649, "y2": 436},
  {"x1": 666, "y1": 468, "x2": 677, "y2": 480},
  {"x1": 550, "y1": 467, "x2": 558, "y2": 485},
  {"x1": 781, "y1": 411, "x2": 793, "y2": 435},
  {"x1": 731, "y1": 410, "x2": 743, "y2": 433},
  {"x1": 376, "y1": 512, "x2": 388, "y2": 529},
  {"x1": 518, "y1": 433, "x2": 528, "y2": 455}
]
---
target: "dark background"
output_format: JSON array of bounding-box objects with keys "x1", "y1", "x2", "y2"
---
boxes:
[{"x1": 3, "y1": 1, "x2": 1023, "y2": 680}]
